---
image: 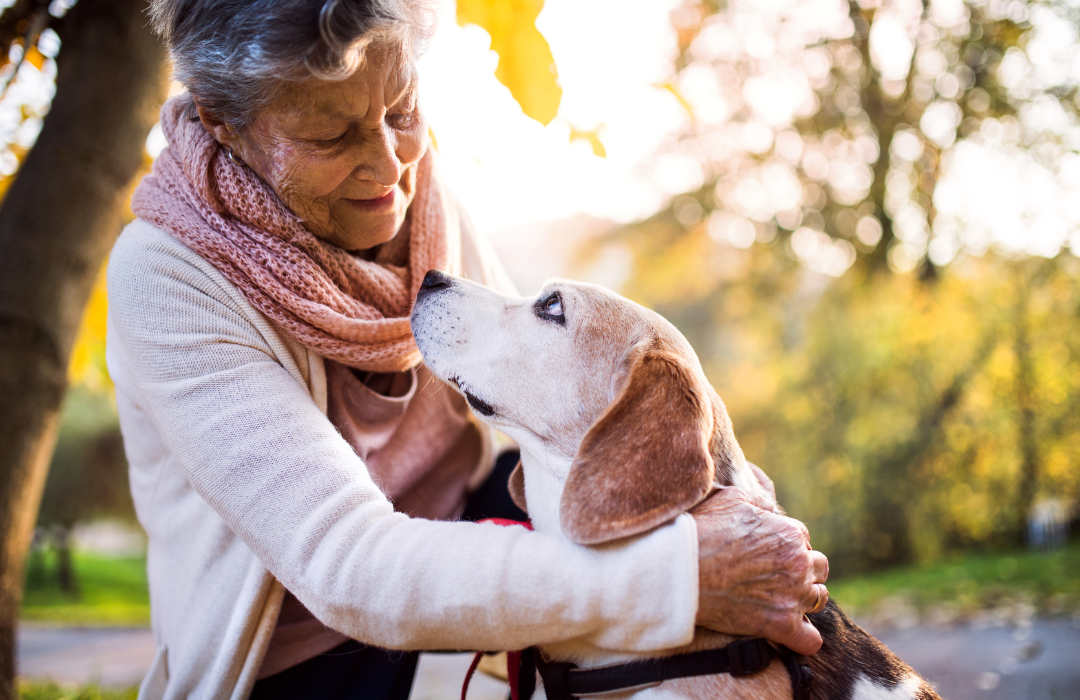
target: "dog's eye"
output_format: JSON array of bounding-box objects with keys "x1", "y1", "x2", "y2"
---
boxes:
[{"x1": 535, "y1": 292, "x2": 566, "y2": 325}]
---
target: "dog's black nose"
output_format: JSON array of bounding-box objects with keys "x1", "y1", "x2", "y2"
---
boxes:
[
  {"x1": 420, "y1": 270, "x2": 452, "y2": 290},
  {"x1": 416, "y1": 270, "x2": 454, "y2": 303}
]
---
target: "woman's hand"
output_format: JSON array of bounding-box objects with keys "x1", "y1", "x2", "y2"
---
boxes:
[{"x1": 692, "y1": 487, "x2": 830, "y2": 655}]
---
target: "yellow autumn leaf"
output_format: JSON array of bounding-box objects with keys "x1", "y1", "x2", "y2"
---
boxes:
[
  {"x1": 569, "y1": 125, "x2": 607, "y2": 158},
  {"x1": 655, "y1": 82, "x2": 695, "y2": 122},
  {"x1": 457, "y1": 0, "x2": 562, "y2": 125}
]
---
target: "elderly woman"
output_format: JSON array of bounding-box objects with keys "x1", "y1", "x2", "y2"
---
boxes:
[{"x1": 106, "y1": 0, "x2": 829, "y2": 698}]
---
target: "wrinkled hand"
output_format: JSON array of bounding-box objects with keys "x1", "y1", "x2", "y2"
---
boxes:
[{"x1": 691, "y1": 487, "x2": 830, "y2": 655}]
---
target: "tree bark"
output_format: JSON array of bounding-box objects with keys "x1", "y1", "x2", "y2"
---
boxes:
[{"x1": 0, "y1": 0, "x2": 165, "y2": 694}]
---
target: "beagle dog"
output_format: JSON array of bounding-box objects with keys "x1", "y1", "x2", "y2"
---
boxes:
[{"x1": 411, "y1": 271, "x2": 940, "y2": 700}]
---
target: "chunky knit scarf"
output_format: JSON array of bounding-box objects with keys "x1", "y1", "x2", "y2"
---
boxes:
[{"x1": 131, "y1": 96, "x2": 459, "y2": 373}]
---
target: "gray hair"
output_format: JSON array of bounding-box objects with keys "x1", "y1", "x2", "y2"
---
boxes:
[{"x1": 150, "y1": 0, "x2": 436, "y2": 129}]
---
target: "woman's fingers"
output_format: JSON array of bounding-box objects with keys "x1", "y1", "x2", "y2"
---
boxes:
[
  {"x1": 809, "y1": 549, "x2": 830, "y2": 584},
  {"x1": 771, "y1": 509, "x2": 812, "y2": 551},
  {"x1": 801, "y1": 580, "x2": 829, "y2": 614},
  {"x1": 810, "y1": 584, "x2": 830, "y2": 613},
  {"x1": 790, "y1": 516, "x2": 812, "y2": 549},
  {"x1": 773, "y1": 615, "x2": 824, "y2": 656}
]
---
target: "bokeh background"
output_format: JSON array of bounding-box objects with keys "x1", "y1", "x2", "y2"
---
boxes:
[
  {"x1": 4, "y1": 0, "x2": 1079, "y2": 697},
  {"x1": 419, "y1": 0, "x2": 1080, "y2": 579}
]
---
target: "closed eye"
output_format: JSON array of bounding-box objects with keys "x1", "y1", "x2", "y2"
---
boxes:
[
  {"x1": 388, "y1": 110, "x2": 418, "y2": 130},
  {"x1": 535, "y1": 291, "x2": 565, "y2": 325},
  {"x1": 309, "y1": 131, "x2": 348, "y2": 150}
]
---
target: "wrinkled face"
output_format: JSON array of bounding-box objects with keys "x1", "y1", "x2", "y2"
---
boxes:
[
  {"x1": 230, "y1": 43, "x2": 426, "y2": 251},
  {"x1": 410, "y1": 273, "x2": 650, "y2": 458}
]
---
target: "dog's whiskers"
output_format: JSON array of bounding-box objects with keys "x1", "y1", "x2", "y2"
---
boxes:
[{"x1": 418, "y1": 372, "x2": 443, "y2": 396}]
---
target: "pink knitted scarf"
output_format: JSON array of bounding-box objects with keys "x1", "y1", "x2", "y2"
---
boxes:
[{"x1": 131, "y1": 97, "x2": 459, "y2": 373}]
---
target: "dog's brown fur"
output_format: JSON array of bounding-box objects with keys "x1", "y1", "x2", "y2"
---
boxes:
[
  {"x1": 562, "y1": 337, "x2": 717, "y2": 544},
  {"x1": 551, "y1": 319, "x2": 943, "y2": 700}
]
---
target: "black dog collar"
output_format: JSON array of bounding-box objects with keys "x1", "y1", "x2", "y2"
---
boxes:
[{"x1": 518, "y1": 637, "x2": 812, "y2": 700}]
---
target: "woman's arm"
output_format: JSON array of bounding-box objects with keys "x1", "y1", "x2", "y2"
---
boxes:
[{"x1": 106, "y1": 222, "x2": 699, "y2": 653}]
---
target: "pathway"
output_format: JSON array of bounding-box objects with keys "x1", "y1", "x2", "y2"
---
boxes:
[{"x1": 18, "y1": 618, "x2": 1080, "y2": 698}]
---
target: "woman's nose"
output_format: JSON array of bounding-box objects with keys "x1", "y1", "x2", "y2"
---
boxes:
[{"x1": 354, "y1": 127, "x2": 401, "y2": 187}]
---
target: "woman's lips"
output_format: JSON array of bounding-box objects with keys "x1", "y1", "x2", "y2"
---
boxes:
[{"x1": 346, "y1": 189, "x2": 395, "y2": 212}]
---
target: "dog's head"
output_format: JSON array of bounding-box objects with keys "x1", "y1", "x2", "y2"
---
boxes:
[{"x1": 411, "y1": 270, "x2": 749, "y2": 544}]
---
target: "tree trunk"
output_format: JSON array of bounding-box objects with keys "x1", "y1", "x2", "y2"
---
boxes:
[
  {"x1": 850, "y1": 0, "x2": 931, "y2": 276},
  {"x1": 849, "y1": 1, "x2": 898, "y2": 273},
  {"x1": 0, "y1": 0, "x2": 165, "y2": 694}
]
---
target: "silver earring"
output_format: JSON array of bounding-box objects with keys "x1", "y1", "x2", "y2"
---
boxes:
[{"x1": 226, "y1": 147, "x2": 245, "y2": 167}]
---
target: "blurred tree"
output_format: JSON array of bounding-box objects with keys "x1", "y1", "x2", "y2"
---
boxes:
[
  {"x1": 0, "y1": 0, "x2": 165, "y2": 697},
  {"x1": 583, "y1": 0, "x2": 1080, "y2": 574},
  {"x1": 647, "y1": 0, "x2": 1079, "y2": 275},
  {"x1": 584, "y1": 231, "x2": 1080, "y2": 573}
]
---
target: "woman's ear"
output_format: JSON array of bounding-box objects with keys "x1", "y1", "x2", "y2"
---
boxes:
[
  {"x1": 195, "y1": 103, "x2": 242, "y2": 153},
  {"x1": 559, "y1": 338, "x2": 716, "y2": 545}
]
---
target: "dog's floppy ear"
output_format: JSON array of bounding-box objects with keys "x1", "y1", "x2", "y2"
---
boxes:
[
  {"x1": 560, "y1": 338, "x2": 716, "y2": 545},
  {"x1": 508, "y1": 460, "x2": 529, "y2": 513}
]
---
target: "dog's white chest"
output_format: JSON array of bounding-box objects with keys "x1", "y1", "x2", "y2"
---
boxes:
[{"x1": 517, "y1": 446, "x2": 573, "y2": 539}]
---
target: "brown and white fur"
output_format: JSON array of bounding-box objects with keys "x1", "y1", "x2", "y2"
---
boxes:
[{"x1": 411, "y1": 271, "x2": 941, "y2": 700}]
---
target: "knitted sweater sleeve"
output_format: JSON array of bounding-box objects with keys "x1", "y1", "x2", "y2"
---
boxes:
[{"x1": 106, "y1": 222, "x2": 699, "y2": 653}]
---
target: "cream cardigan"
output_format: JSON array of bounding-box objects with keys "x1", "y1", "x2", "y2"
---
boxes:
[{"x1": 105, "y1": 219, "x2": 699, "y2": 700}]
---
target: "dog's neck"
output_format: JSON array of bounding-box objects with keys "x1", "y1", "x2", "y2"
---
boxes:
[
  {"x1": 516, "y1": 441, "x2": 574, "y2": 541},
  {"x1": 516, "y1": 439, "x2": 746, "y2": 675}
]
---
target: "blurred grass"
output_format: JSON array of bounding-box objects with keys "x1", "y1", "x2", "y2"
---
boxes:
[
  {"x1": 22, "y1": 551, "x2": 149, "y2": 627},
  {"x1": 830, "y1": 540, "x2": 1080, "y2": 621},
  {"x1": 18, "y1": 681, "x2": 137, "y2": 700}
]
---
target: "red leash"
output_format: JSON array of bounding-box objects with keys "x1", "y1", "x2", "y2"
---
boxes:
[
  {"x1": 460, "y1": 652, "x2": 484, "y2": 700},
  {"x1": 461, "y1": 518, "x2": 533, "y2": 700}
]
